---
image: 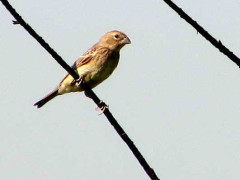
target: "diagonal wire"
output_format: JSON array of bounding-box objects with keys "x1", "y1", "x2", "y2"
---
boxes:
[
  {"x1": 0, "y1": 0, "x2": 160, "y2": 179},
  {"x1": 162, "y1": 0, "x2": 240, "y2": 68}
]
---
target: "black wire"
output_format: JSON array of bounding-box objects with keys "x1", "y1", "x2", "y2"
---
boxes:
[{"x1": 162, "y1": 0, "x2": 240, "y2": 68}]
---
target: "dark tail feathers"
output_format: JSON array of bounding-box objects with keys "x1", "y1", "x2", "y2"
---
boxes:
[{"x1": 34, "y1": 89, "x2": 58, "y2": 108}]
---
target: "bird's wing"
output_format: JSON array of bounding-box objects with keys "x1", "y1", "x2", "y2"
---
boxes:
[
  {"x1": 59, "y1": 46, "x2": 97, "y2": 85},
  {"x1": 72, "y1": 46, "x2": 97, "y2": 69}
]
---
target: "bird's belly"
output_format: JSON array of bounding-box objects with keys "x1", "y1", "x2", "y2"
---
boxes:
[
  {"x1": 58, "y1": 60, "x2": 118, "y2": 95},
  {"x1": 84, "y1": 61, "x2": 118, "y2": 88}
]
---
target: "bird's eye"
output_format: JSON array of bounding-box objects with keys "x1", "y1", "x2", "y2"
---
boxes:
[{"x1": 114, "y1": 34, "x2": 119, "y2": 39}]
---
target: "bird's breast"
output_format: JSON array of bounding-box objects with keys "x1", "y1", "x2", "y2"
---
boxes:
[{"x1": 84, "y1": 50, "x2": 120, "y2": 88}]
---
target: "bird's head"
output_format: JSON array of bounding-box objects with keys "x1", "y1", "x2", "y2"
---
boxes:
[{"x1": 98, "y1": 30, "x2": 131, "y2": 51}]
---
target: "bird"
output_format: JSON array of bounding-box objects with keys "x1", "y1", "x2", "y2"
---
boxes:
[{"x1": 34, "y1": 30, "x2": 131, "y2": 108}]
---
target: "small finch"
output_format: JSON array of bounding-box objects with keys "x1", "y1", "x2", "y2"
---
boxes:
[{"x1": 34, "y1": 30, "x2": 131, "y2": 108}]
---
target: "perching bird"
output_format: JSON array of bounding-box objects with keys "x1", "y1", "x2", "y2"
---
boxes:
[{"x1": 34, "y1": 30, "x2": 131, "y2": 108}]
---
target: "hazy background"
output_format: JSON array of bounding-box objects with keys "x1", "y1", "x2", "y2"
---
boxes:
[{"x1": 1, "y1": 0, "x2": 240, "y2": 179}]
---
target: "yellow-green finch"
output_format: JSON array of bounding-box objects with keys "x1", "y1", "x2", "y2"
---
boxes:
[{"x1": 34, "y1": 30, "x2": 131, "y2": 108}]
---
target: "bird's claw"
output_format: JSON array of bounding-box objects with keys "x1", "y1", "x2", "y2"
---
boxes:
[
  {"x1": 75, "y1": 77, "x2": 84, "y2": 86},
  {"x1": 12, "y1": 20, "x2": 20, "y2": 25},
  {"x1": 96, "y1": 101, "x2": 109, "y2": 115}
]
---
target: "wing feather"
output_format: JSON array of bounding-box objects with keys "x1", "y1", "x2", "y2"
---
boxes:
[{"x1": 59, "y1": 47, "x2": 96, "y2": 85}]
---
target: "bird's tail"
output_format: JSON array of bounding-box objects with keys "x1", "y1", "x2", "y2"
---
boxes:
[{"x1": 34, "y1": 89, "x2": 58, "y2": 108}]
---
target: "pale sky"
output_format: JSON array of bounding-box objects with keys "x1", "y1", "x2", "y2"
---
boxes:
[{"x1": 1, "y1": 0, "x2": 240, "y2": 180}]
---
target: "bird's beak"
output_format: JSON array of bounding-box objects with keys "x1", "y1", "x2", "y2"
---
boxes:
[{"x1": 122, "y1": 37, "x2": 131, "y2": 44}]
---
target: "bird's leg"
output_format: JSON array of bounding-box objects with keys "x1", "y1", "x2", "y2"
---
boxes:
[
  {"x1": 74, "y1": 76, "x2": 94, "y2": 100},
  {"x1": 75, "y1": 77, "x2": 93, "y2": 99},
  {"x1": 76, "y1": 76, "x2": 92, "y2": 99},
  {"x1": 75, "y1": 76, "x2": 84, "y2": 86},
  {"x1": 95, "y1": 101, "x2": 109, "y2": 115},
  {"x1": 75, "y1": 76, "x2": 108, "y2": 114}
]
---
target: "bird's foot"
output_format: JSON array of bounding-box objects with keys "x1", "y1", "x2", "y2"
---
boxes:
[
  {"x1": 75, "y1": 77, "x2": 84, "y2": 86},
  {"x1": 95, "y1": 101, "x2": 109, "y2": 115}
]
